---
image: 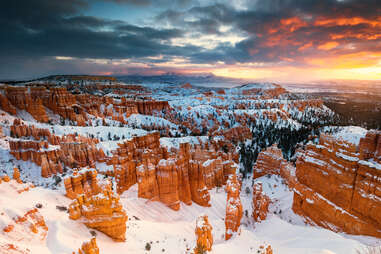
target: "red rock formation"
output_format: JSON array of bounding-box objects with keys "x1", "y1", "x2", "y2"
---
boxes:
[
  {"x1": 110, "y1": 132, "x2": 235, "y2": 210},
  {"x1": 5, "y1": 86, "x2": 48, "y2": 122},
  {"x1": 12, "y1": 168, "x2": 22, "y2": 183},
  {"x1": 252, "y1": 182, "x2": 270, "y2": 223},
  {"x1": 136, "y1": 162, "x2": 159, "y2": 200},
  {"x1": 253, "y1": 144, "x2": 284, "y2": 179},
  {"x1": 64, "y1": 169, "x2": 101, "y2": 199},
  {"x1": 136, "y1": 100, "x2": 170, "y2": 115},
  {"x1": 195, "y1": 215, "x2": 213, "y2": 252},
  {"x1": 292, "y1": 132, "x2": 381, "y2": 238},
  {"x1": 9, "y1": 122, "x2": 105, "y2": 177},
  {"x1": 73, "y1": 238, "x2": 100, "y2": 254},
  {"x1": 68, "y1": 189, "x2": 127, "y2": 242},
  {"x1": 252, "y1": 144, "x2": 296, "y2": 187},
  {"x1": 156, "y1": 159, "x2": 180, "y2": 210},
  {"x1": 0, "y1": 94, "x2": 17, "y2": 115},
  {"x1": 225, "y1": 174, "x2": 243, "y2": 240},
  {"x1": 189, "y1": 161, "x2": 211, "y2": 207},
  {"x1": 359, "y1": 130, "x2": 381, "y2": 160},
  {"x1": 44, "y1": 87, "x2": 86, "y2": 126}
]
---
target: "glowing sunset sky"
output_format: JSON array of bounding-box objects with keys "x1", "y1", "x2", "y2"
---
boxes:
[{"x1": 1, "y1": 0, "x2": 380, "y2": 81}]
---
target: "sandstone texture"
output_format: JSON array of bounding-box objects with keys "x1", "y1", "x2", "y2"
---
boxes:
[
  {"x1": 252, "y1": 182, "x2": 270, "y2": 223},
  {"x1": 225, "y1": 174, "x2": 243, "y2": 240},
  {"x1": 68, "y1": 188, "x2": 128, "y2": 242},
  {"x1": 111, "y1": 132, "x2": 237, "y2": 210},
  {"x1": 292, "y1": 132, "x2": 381, "y2": 238},
  {"x1": 253, "y1": 144, "x2": 284, "y2": 179},
  {"x1": 73, "y1": 238, "x2": 100, "y2": 254},
  {"x1": 195, "y1": 215, "x2": 213, "y2": 252}
]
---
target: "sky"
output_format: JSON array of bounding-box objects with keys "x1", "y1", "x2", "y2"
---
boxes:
[{"x1": 0, "y1": 0, "x2": 381, "y2": 81}]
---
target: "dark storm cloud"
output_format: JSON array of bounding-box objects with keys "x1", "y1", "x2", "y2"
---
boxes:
[
  {"x1": 1, "y1": 0, "x2": 381, "y2": 79},
  {"x1": 171, "y1": 0, "x2": 381, "y2": 65},
  {"x1": 0, "y1": 0, "x2": 199, "y2": 79}
]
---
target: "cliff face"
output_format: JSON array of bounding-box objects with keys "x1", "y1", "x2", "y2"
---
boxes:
[
  {"x1": 136, "y1": 101, "x2": 170, "y2": 115},
  {"x1": 225, "y1": 174, "x2": 243, "y2": 240},
  {"x1": 111, "y1": 132, "x2": 237, "y2": 210},
  {"x1": 4, "y1": 87, "x2": 48, "y2": 123},
  {"x1": 9, "y1": 122, "x2": 105, "y2": 178},
  {"x1": 252, "y1": 132, "x2": 381, "y2": 238},
  {"x1": 68, "y1": 188, "x2": 128, "y2": 242},
  {"x1": 253, "y1": 144, "x2": 285, "y2": 179},
  {"x1": 292, "y1": 132, "x2": 381, "y2": 238}
]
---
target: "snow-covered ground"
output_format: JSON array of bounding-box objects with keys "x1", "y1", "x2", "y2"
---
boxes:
[{"x1": 1, "y1": 175, "x2": 377, "y2": 254}]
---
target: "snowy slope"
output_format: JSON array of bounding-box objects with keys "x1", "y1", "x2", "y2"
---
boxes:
[{"x1": 0, "y1": 175, "x2": 375, "y2": 254}]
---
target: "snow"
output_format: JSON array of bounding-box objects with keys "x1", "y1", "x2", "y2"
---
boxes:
[
  {"x1": 359, "y1": 160, "x2": 381, "y2": 171},
  {"x1": 327, "y1": 126, "x2": 367, "y2": 146},
  {"x1": 0, "y1": 174, "x2": 377, "y2": 254}
]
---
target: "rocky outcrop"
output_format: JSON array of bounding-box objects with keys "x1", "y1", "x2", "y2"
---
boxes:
[
  {"x1": 359, "y1": 130, "x2": 381, "y2": 161},
  {"x1": 225, "y1": 174, "x2": 243, "y2": 240},
  {"x1": 73, "y1": 238, "x2": 99, "y2": 254},
  {"x1": 68, "y1": 189, "x2": 127, "y2": 242},
  {"x1": 4, "y1": 86, "x2": 49, "y2": 123},
  {"x1": 2, "y1": 208, "x2": 48, "y2": 241},
  {"x1": 253, "y1": 144, "x2": 284, "y2": 178},
  {"x1": 0, "y1": 94, "x2": 17, "y2": 115},
  {"x1": 195, "y1": 215, "x2": 213, "y2": 252},
  {"x1": 136, "y1": 162, "x2": 160, "y2": 201},
  {"x1": 252, "y1": 144, "x2": 297, "y2": 187},
  {"x1": 12, "y1": 168, "x2": 22, "y2": 184},
  {"x1": 64, "y1": 169, "x2": 101, "y2": 199},
  {"x1": 111, "y1": 132, "x2": 236, "y2": 210},
  {"x1": 156, "y1": 159, "x2": 180, "y2": 210},
  {"x1": 9, "y1": 122, "x2": 105, "y2": 178},
  {"x1": 252, "y1": 183, "x2": 270, "y2": 223},
  {"x1": 136, "y1": 101, "x2": 170, "y2": 115},
  {"x1": 292, "y1": 132, "x2": 381, "y2": 238}
]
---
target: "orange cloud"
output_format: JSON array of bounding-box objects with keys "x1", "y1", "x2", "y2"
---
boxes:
[
  {"x1": 280, "y1": 17, "x2": 308, "y2": 32},
  {"x1": 317, "y1": 41, "x2": 339, "y2": 50},
  {"x1": 298, "y1": 42, "x2": 313, "y2": 51},
  {"x1": 330, "y1": 31, "x2": 381, "y2": 40},
  {"x1": 315, "y1": 16, "x2": 381, "y2": 27}
]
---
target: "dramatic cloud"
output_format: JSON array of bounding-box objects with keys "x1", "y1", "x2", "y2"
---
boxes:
[{"x1": 0, "y1": 0, "x2": 380, "y2": 80}]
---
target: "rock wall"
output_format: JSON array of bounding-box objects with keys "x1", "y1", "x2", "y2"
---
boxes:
[
  {"x1": 292, "y1": 132, "x2": 381, "y2": 238},
  {"x1": 253, "y1": 144, "x2": 285, "y2": 179},
  {"x1": 136, "y1": 101, "x2": 170, "y2": 115},
  {"x1": 252, "y1": 132, "x2": 381, "y2": 237},
  {"x1": 9, "y1": 122, "x2": 105, "y2": 178},
  {"x1": 4, "y1": 86, "x2": 48, "y2": 122}
]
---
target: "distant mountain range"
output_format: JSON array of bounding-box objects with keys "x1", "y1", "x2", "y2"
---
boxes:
[{"x1": 118, "y1": 73, "x2": 247, "y2": 88}]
